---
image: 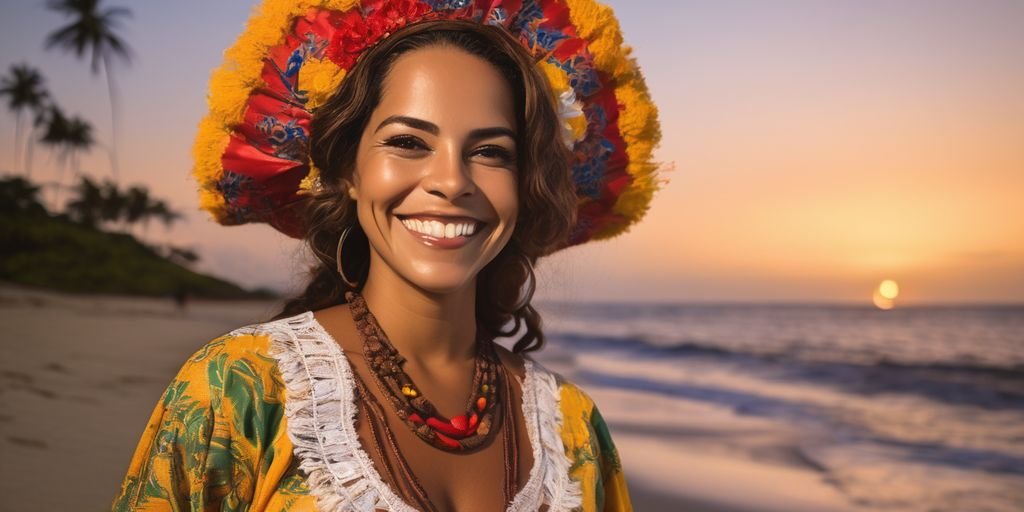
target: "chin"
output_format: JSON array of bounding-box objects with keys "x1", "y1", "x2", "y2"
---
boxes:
[{"x1": 395, "y1": 259, "x2": 479, "y2": 294}]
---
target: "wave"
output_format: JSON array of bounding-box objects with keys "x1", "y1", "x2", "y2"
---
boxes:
[
  {"x1": 550, "y1": 331, "x2": 1024, "y2": 410},
  {"x1": 551, "y1": 331, "x2": 1024, "y2": 377}
]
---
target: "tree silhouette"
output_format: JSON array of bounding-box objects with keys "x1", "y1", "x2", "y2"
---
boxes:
[
  {"x1": 39, "y1": 105, "x2": 95, "y2": 208},
  {"x1": 65, "y1": 175, "x2": 103, "y2": 226},
  {"x1": 147, "y1": 200, "x2": 181, "y2": 230},
  {"x1": 0, "y1": 64, "x2": 49, "y2": 174},
  {"x1": 98, "y1": 179, "x2": 125, "y2": 225},
  {"x1": 123, "y1": 185, "x2": 149, "y2": 226},
  {"x1": 45, "y1": 0, "x2": 132, "y2": 182},
  {"x1": 23, "y1": 96, "x2": 54, "y2": 177},
  {"x1": 0, "y1": 176, "x2": 48, "y2": 216},
  {"x1": 65, "y1": 176, "x2": 182, "y2": 233}
]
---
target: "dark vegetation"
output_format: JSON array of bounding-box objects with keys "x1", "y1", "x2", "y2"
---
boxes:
[
  {"x1": 0, "y1": 176, "x2": 275, "y2": 299},
  {"x1": 0, "y1": 2, "x2": 274, "y2": 300}
]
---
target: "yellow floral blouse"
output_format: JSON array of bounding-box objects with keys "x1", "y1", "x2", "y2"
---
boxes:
[{"x1": 112, "y1": 312, "x2": 632, "y2": 511}]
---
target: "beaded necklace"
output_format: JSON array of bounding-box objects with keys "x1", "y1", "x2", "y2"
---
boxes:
[
  {"x1": 346, "y1": 291, "x2": 503, "y2": 451},
  {"x1": 345, "y1": 291, "x2": 520, "y2": 508}
]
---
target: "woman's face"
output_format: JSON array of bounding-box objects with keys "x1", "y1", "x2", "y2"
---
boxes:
[{"x1": 346, "y1": 45, "x2": 519, "y2": 295}]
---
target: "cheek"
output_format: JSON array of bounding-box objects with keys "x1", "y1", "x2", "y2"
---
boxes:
[
  {"x1": 354, "y1": 156, "x2": 417, "y2": 202},
  {"x1": 485, "y1": 173, "x2": 519, "y2": 225}
]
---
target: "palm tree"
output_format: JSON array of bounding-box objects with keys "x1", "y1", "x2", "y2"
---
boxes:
[
  {"x1": 0, "y1": 176, "x2": 48, "y2": 216},
  {"x1": 40, "y1": 106, "x2": 95, "y2": 208},
  {"x1": 98, "y1": 180, "x2": 126, "y2": 226},
  {"x1": 145, "y1": 200, "x2": 181, "y2": 231},
  {"x1": 45, "y1": 0, "x2": 132, "y2": 182},
  {"x1": 39, "y1": 105, "x2": 69, "y2": 207},
  {"x1": 123, "y1": 185, "x2": 150, "y2": 232},
  {"x1": 23, "y1": 98, "x2": 54, "y2": 177},
  {"x1": 63, "y1": 115, "x2": 95, "y2": 178},
  {"x1": 66, "y1": 175, "x2": 103, "y2": 226},
  {"x1": 0, "y1": 64, "x2": 49, "y2": 174}
]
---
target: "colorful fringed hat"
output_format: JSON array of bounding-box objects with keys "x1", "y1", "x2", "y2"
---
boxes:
[{"x1": 193, "y1": 0, "x2": 662, "y2": 247}]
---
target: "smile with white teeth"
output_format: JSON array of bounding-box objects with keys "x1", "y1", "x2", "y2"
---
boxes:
[{"x1": 400, "y1": 218, "x2": 479, "y2": 239}]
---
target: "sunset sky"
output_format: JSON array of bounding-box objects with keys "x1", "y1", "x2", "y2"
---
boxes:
[{"x1": 2, "y1": 0, "x2": 1022, "y2": 305}]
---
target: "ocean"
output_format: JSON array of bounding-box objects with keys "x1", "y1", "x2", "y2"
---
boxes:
[{"x1": 531, "y1": 302, "x2": 1024, "y2": 511}]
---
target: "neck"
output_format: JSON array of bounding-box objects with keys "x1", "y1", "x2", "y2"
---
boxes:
[{"x1": 359, "y1": 255, "x2": 478, "y2": 369}]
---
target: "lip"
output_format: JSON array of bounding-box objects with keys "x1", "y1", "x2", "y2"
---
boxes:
[
  {"x1": 396, "y1": 212, "x2": 485, "y2": 224},
  {"x1": 397, "y1": 215, "x2": 486, "y2": 250}
]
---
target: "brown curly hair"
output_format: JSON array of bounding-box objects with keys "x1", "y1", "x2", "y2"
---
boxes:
[{"x1": 274, "y1": 19, "x2": 578, "y2": 353}]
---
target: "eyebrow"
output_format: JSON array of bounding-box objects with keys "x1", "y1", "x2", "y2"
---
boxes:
[{"x1": 374, "y1": 115, "x2": 516, "y2": 141}]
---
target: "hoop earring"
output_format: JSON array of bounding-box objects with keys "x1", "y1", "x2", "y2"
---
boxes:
[
  {"x1": 336, "y1": 225, "x2": 360, "y2": 288},
  {"x1": 510, "y1": 252, "x2": 536, "y2": 311}
]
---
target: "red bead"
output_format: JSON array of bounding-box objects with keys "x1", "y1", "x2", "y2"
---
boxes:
[
  {"x1": 450, "y1": 414, "x2": 468, "y2": 432},
  {"x1": 408, "y1": 412, "x2": 423, "y2": 424},
  {"x1": 476, "y1": 397, "x2": 486, "y2": 411},
  {"x1": 435, "y1": 431, "x2": 461, "y2": 450},
  {"x1": 468, "y1": 413, "x2": 478, "y2": 429},
  {"x1": 425, "y1": 416, "x2": 464, "y2": 437}
]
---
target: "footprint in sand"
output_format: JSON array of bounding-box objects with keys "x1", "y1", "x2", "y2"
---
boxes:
[
  {"x1": 7, "y1": 436, "x2": 48, "y2": 449},
  {"x1": 0, "y1": 370, "x2": 59, "y2": 399},
  {"x1": 43, "y1": 362, "x2": 70, "y2": 374}
]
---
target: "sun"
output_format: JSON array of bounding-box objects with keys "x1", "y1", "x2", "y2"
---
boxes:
[
  {"x1": 878, "y1": 279, "x2": 899, "y2": 299},
  {"x1": 873, "y1": 279, "x2": 899, "y2": 310}
]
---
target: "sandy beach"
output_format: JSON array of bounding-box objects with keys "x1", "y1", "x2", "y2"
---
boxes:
[{"x1": 0, "y1": 285, "x2": 856, "y2": 511}]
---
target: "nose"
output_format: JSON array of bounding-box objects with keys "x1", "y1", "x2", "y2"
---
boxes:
[{"x1": 422, "y1": 142, "x2": 476, "y2": 200}]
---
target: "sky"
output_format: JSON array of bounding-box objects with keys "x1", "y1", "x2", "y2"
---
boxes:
[{"x1": 1, "y1": 0, "x2": 1022, "y2": 305}]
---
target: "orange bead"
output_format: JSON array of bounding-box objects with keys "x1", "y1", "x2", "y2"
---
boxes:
[{"x1": 476, "y1": 396, "x2": 486, "y2": 411}]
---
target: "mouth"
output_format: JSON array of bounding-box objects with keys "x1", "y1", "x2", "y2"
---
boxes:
[{"x1": 395, "y1": 214, "x2": 488, "y2": 249}]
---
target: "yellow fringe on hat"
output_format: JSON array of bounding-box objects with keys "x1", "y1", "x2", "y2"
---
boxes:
[
  {"x1": 192, "y1": 0, "x2": 360, "y2": 222},
  {"x1": 538, "y1": 60, "x2": 570, "y2": 95},
  {"x1": 563, "y1": 0, "x2": 663, "y2": 241},
  {"x1": 297, "y1": 164, "x2": 321, "y2": 195},
  {"x1": 299, "y1": 58, "x2": 347, "y2": 111},
  {"x1": 537, "y1": 60, "x2": 587, "y2": 144}
]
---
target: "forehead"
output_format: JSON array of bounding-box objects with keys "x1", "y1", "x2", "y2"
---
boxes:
[{"x1": 377, "y1": 45, "x2": 517, "y2": 130}]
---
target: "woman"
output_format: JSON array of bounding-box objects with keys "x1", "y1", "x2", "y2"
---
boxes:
[{"x1": 113, "y1": 1, "x2": 660, "y2": 511}]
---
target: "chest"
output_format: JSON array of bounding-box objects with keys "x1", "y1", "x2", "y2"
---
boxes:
[{"x1": 261, "y1": 315, "x2": 590, "y2": 511}]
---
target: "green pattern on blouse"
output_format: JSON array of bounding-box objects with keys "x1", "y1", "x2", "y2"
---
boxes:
[{"x1": 112, "y1": 328, "x2": 632, "y2": 511}]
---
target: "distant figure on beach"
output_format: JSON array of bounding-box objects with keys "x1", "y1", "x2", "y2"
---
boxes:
[
  {"x1": 112, "y1": 2, "x2": 662, "y2": 511},
  {"x1": 171, "y1": 285, "x2": 188, "y2": 314}
]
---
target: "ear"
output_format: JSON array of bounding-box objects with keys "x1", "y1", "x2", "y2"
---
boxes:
[{"x1": 340, "y1": 178, "x2": 359, "y2": 200}]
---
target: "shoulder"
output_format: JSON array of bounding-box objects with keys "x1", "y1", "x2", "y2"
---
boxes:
[
  {"x1": 521, "y1": 356, "x2": 628, "y2": 508},
  {"x1": 167, "y1": 312, "x2": 315, "y2": 407},
  {"x1": 519, "y1": 354, "x2": 596, "y2": 414}
]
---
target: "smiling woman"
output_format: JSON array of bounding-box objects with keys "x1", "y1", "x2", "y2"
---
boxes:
[{"x1": 112, "y1": 2, "x2": 661, "y2": 511}]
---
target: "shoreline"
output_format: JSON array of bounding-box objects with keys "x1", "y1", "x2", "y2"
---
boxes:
[{"x1": 0, "y1": 285, "x2": 855, "y2": 511}]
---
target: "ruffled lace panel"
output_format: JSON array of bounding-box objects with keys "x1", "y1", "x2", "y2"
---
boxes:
[{"x1": 237, "y1": 311, "x2": 582, "y2": 512}]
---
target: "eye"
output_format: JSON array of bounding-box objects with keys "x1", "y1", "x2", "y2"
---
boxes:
[
  {"x1": 382, "y1": 135, "x2": 429, "y2": 152},
  {"x1": 472, "y1": 145, "x2": 515, "y2": 165}
]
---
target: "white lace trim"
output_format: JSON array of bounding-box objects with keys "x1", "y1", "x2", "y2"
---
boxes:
[{"x1": 238, "y1": 311, "x2": 582, "y2": 512}]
